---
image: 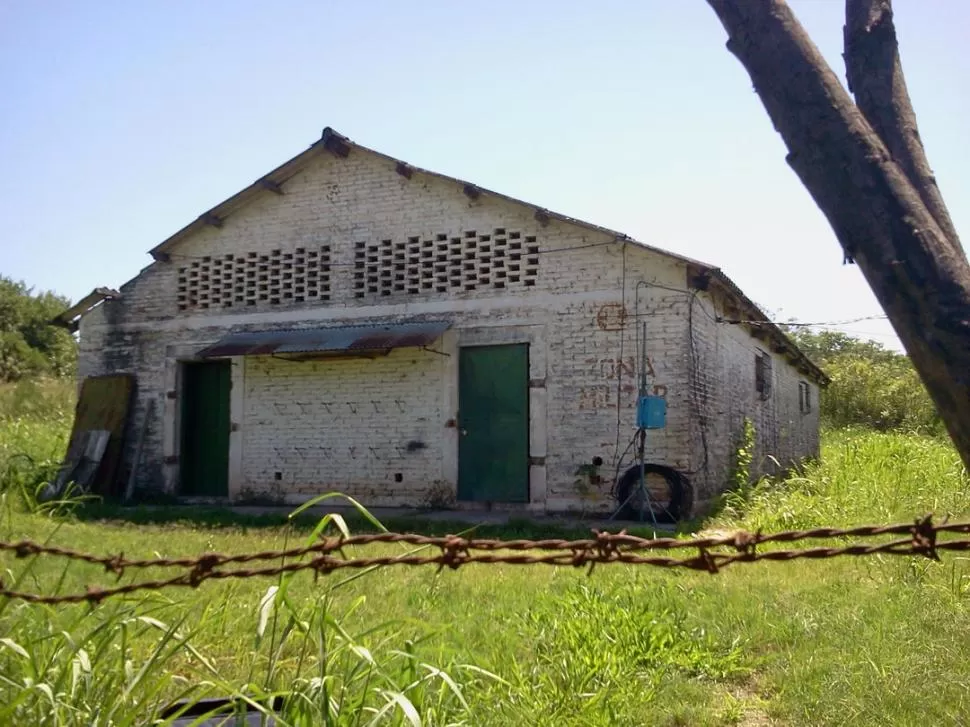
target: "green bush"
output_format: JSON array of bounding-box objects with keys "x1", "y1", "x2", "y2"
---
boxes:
[
  {"x1": 822, "y1": 355, "x2": 943, "y2": 434},
  {"x1": 0, "y1": 277, "x2": 77, "y2": 382},
  {"x1": 788, "y1": 329, "x2": 944, "y2": 435}
]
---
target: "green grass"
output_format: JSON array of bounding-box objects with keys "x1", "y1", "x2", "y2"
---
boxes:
[
  {"x1": 714, "y1": 427, "x2": 970, "y2": 529},
  {"x1": 2, "y1": 385, "x2": 970, "y2": 725},
  {"x1": 0, "y1": 379, "x2": 75, "y2": 510},
  {"x1": 0, "y1": 378, "x2": 73, "y2": 465}
]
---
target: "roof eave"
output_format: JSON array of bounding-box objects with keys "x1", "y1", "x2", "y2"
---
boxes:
[
  {"x1": 701, "y1": 268, "x2": 830, "y2": 386},
  {"x1": 50, "y1": 287, "x2": 121, "y2": 332},
  {"x1": 148, "y1": 130, "x2": 354, "y2": 261}
]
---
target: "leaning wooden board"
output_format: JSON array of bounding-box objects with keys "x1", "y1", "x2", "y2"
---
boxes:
[{"x1": 65, "y1": 374, "x2": 135, "y2": 497}]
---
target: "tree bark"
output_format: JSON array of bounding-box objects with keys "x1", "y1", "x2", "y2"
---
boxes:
[
  {"x1": 843, "y1": 0, "x2": 963, "y2": 256},
  {"x1": 704, "y1": 0, "x2": 970, "y2": 471}
]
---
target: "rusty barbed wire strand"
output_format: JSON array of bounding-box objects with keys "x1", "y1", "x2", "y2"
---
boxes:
[
  {"x1": 3, "y1": 517, "x2": 967, "y2": 571},
  {"x1": 0, "y1": 516, "x2": 965, "y2": 605}
]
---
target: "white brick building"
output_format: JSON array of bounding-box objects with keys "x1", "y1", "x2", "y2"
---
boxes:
[{"x1": 63, "y1": 128, "x2": 827, "y2": 518}]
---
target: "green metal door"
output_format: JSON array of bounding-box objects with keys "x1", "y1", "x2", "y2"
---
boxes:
[
  {"x1": 458, "y1": 344, "x2": 529, "y2": 502},
  {"x1": 180, "y1": 361, "x2": 230, "y2": 496}
]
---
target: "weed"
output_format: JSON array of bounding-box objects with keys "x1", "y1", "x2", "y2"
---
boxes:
[
  {"x1": 718, "y1": 418, "x2": 758, "y2": 519},
  {"x1": 573, "y1": 459, "x2": 604, "y2": 498},
  {"x1": 234, "y1": 487, "x2": 286, "y2": 507},
  {"x1": 422, "y1": 481, "x2": 456, "y2": 510}
]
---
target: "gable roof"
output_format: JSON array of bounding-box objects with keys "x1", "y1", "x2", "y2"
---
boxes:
[
  {"x1": 144, "y1": 127, "x2": 827, "y2": 385},
  {"x1": 147, "y1": 128, "x2": 707, "y2": 267}
]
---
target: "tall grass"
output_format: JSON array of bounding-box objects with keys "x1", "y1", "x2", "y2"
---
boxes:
[
  {"x1": 0, "y1": 379, "x2": 75, "y2": 512},
  {"x1": 0, "y1": 380, "x2": 74, "y2": 456},
  {"x1": 715, "y1": 427, "x2": 970, "y2": 530},
  {"x1": 0, "y1": 585, "x2": 491, "y2": 725},
  {"x1": 0, "y1": 502, "x2": 498, "y2": 725}
]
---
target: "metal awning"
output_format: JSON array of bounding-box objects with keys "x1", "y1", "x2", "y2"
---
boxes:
[{"x1": 197, "y1": 321, "x2": 451, "y2": 358}]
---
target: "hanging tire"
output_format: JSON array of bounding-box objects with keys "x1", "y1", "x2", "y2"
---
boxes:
[{"x1": 614, "y1": 464, "x2": 693, "y2": 523}]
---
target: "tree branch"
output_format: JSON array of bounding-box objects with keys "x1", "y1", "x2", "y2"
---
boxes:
[
  {"x1": 705, "y1": 0, "x2": 970, "y2": 470},
  {"x1": 844, "y1": 0, "x2": 963, "y2": 256}
]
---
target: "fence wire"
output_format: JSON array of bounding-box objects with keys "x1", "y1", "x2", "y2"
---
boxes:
[{"x1": 1, "y1": 516, "x2": 968, "y2": 605}]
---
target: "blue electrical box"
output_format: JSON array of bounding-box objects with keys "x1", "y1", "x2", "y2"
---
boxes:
[{"x1": 637, "y1": 395, "x2": 667, "y2": 429}]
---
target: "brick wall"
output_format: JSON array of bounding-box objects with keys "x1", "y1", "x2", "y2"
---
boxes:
[
  {"x1": 240, "y1": 349, "x2": 448, "y2": 506},
  {"x1": 76, "y1": 142, "x2": 821, "y2": 513},
  {"x1": 685, "y1": 287, "x2": 821, "y2": 506}
]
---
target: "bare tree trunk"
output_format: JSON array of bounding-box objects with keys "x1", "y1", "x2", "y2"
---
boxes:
[
  {"x1": 844, "y1": 0, "x2": 963, "y2": 256},
  {"x1": 704, "y1": 0, "x2": 970, "y2": 471}
]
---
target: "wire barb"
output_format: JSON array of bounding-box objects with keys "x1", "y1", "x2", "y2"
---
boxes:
[{"x1": 910, "y1": 514, "x2": 939, "y2": 561}]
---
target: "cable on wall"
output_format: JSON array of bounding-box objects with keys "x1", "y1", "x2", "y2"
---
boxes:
[
  {"x1": 687, "y1": 289, "x2": 712, "y2": 483},
  {"x1": 611, "y1": 242, "x2": 628, "y2": 470}
]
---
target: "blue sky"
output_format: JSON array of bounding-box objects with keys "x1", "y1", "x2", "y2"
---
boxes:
[{"x1": 2, "y1": 1, "x2": 967, "y2": 350}]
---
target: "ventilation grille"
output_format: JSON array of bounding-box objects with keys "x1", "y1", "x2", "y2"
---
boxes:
[
  {"x1": 177, "y1": 247, "x2": 332, "y2": 311},
  {"x1": 352, "y1": 229, "x2": 538, "y2": 299}
]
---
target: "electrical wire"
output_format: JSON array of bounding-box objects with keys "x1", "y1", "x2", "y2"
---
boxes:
[
  {"x1": 621, "y1": 278, "x2": 714, "y2": 484},
  {"x1": 610, "y1": 431, "x2": 640, "y2": 501},
  {"x1": 618, "y1": 278, "x2": 687, "y2": 472},
  {"x1": 719, "y1": 314, "x2": 888, "y2": 327},
  {"x1": 804, "y1": 325, "x2": 897, "y2": 336},
  {"x1": 166, "y1": 239, "x2": 885, "y2": 333}
]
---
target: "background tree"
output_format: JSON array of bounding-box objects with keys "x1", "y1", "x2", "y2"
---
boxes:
[
  {"x1": 787, "y1": 328, "x2": 942, "y2": 435},
  {"x1": 0, "y1": 277, "x2": 76, "y2": 381}
]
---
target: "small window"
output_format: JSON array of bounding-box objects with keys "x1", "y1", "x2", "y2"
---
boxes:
[
  {"x1": 799, "y1": 381, "x2": 812, "y2": 413},
  {"x1": 755, "y1": 352, "x2": 772, "y2": 400}
]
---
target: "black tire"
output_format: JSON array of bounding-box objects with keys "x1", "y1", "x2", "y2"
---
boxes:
[{"x1": 614, "y1": 464, "x2": 693, "y2": 522}]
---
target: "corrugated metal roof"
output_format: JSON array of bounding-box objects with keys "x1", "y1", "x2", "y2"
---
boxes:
[{"x1": 197, "y1": 321, "x2": 451, "y2": 358}]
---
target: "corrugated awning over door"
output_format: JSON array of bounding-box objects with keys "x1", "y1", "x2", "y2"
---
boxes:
[{"x1": 196, "y1": 321, "x2": 451, "y2": 358}]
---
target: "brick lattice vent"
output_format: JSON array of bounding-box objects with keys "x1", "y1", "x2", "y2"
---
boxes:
[
  {"x1": 353, "y1": 229, "x2": 539, "y2": 299},
  {"x1": 177, "y1": 246, "x2": 332, "y2": 311}
]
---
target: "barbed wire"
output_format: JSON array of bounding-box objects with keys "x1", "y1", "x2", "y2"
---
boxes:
[{"x1": 1, "y1": 516, "x2": 965, "y2": 605}]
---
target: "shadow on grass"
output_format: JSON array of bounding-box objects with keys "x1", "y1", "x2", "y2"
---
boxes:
[{"x1": 73, "y1": 501, "x2": 675, "y2": 540}]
